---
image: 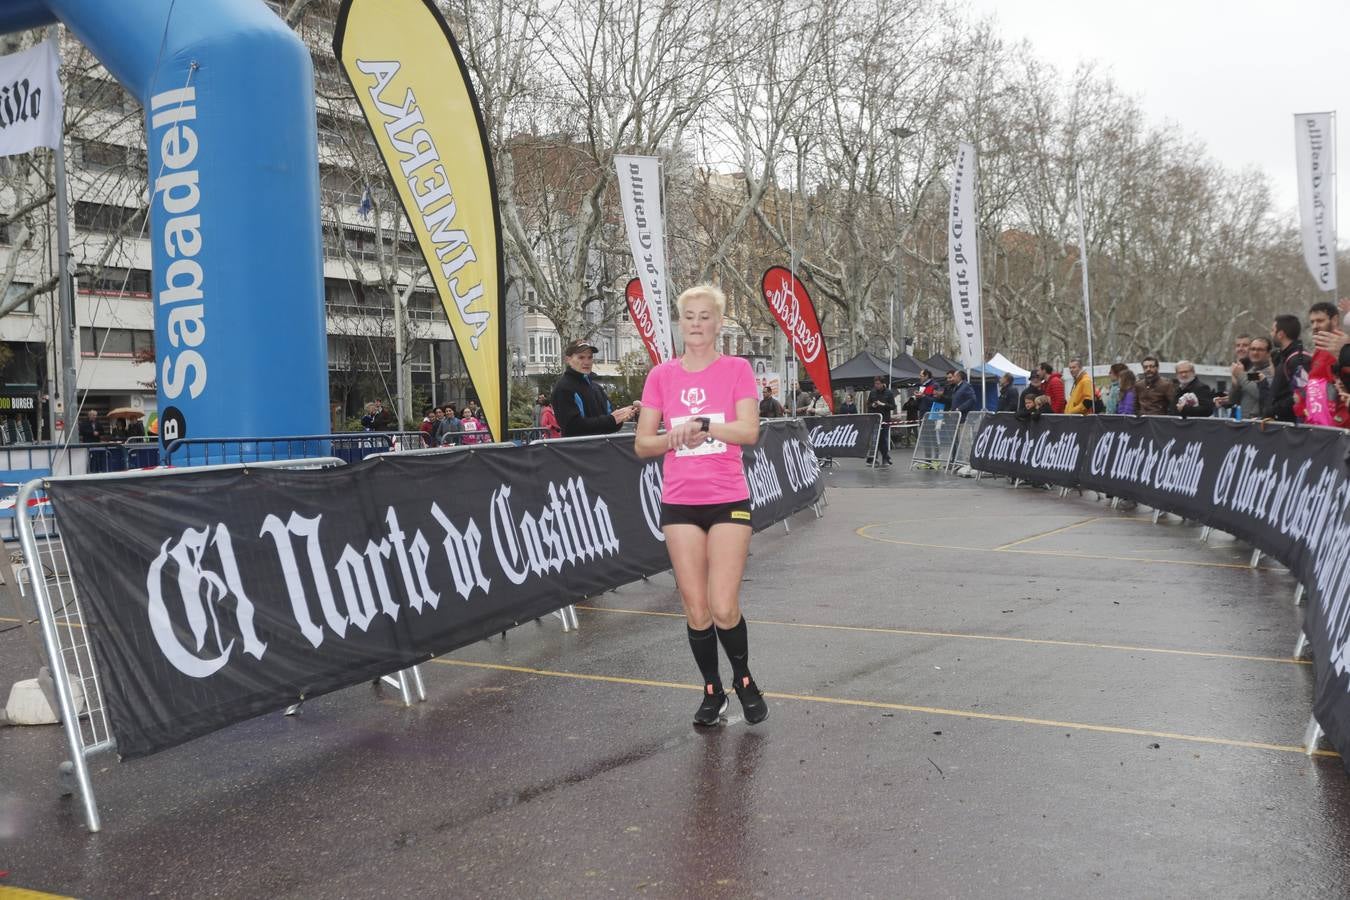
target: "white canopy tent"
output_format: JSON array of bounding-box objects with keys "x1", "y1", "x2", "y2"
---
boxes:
[{"x1": 984, "y1": 353, "x2": 1031, "y2": 378}]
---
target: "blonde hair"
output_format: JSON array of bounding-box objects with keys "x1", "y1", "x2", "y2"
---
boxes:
[{"x1": 675, "y1": 284, "x2": 726, "y2": 316}]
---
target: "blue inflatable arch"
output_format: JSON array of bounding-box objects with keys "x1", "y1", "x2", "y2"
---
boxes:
[{"x1": 3, "y1": 0, "x2": 328, "y2": 443}]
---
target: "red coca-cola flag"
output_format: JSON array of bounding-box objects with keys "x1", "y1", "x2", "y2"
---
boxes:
[
  {"x1": 761, "y1": 266, "x2": 833, "y2": 412},
  {"x1": 625, "y1": 278, "x2": 663, "y2": 366}
]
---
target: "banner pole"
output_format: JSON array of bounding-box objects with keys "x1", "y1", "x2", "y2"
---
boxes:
[
  {"x1": 660, "y1": 155, "x2": 674, "y2": 356},
  {"x1": 48, "y1": 28, "x2": 76, "y2": 440},
  {"x1": 1075, "y1": 165, "x2": 1095, "y2": 386}
]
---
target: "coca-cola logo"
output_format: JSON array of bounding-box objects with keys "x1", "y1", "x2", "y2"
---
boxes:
[
  {"x1": 626, "y1": 290, "x2": 656, "y2": 340},
  {"x1": 764, "y1": 280, "x2": 823, "y2": 364}
]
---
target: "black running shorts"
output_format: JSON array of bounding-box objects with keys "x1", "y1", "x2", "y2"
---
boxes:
[{"x1": 660, "y1": 499, "x2": 753, "y2": 532}]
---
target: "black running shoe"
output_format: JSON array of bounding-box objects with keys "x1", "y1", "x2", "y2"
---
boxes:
[
  {"x1": 694, "y1": 684, "x2": 728, "y2": 726},
  {"x1": 734, "y1": 676, "x2": 769, "y2": 724}
]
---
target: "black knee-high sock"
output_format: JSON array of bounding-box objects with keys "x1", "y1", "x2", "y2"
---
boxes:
[
  {"x1": 687, "y1": 624, "x2": 722, "y2": 689},
  {"x1": 715, "y1": 617, "x2": 751, "y2": 684}
]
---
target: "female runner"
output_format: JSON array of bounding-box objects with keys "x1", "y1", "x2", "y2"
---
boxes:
[{"x1": 634, "y1": 284, "x2": 768, "y2": 725}]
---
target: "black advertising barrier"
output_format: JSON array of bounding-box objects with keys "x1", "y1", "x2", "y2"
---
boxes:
[
  {"x1": 44, "y1": 421, "x2": 823, "y2": 758},
  {"x1": 806, "y1": 414, "x2": 882, "y2": 459},
  {"x1": 970, "y1": 413, "x2": 1350, "y2": 768}
]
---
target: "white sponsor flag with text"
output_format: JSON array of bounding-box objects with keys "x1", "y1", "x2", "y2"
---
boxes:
[
  {"x1": 614, "y1": 154, "x2": 673, "y2": 361},
  {"x1": 1294, "y1": 112, "x2": 1337, "y2": 294},
  {"x1": 0, "y1": 39, "x2": 62, "y2": 157},
  {"x1": 947, "y1": 141, "x2": 983, "y2": 369}
]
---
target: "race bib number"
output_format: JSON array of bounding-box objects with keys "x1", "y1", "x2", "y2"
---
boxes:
[{"x1": 670, "y1": 413, "x2": 727, "y2": 457}]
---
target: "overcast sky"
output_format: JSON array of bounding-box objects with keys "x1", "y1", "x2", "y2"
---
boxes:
[{"x1": 964, "y1": 0, "x2": 1348, "y2": 239}]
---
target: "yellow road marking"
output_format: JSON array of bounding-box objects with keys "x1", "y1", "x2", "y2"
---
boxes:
[
  {"x1": 574, "y1": 605, "x2": 1310, "y2": 667},
  {"x1": 993, "y1": 516, "x2": 1103, "y2": 550},
  {"x1": 431, "y1": 658, "x2": 1338, "y2": 759},
  {"x1": 0, "y1": 887, "x2": 74, "y2": 899},
  {"x1": 856, "y1": 523, "x2": 1286, "y2": 572}
]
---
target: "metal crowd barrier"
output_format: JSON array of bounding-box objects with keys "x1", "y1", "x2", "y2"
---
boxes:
[
  {"x1": 13, "y1": 456, "x2": 432, "y2": 833},
  {"x1": 508, "y1": 427, "x2": 549, "y2": 444},
  {"x1": 162, "y1": 433, "x2": 395, "y2": 466},
  {"x1": 910, "y1": 411, "x2": 964, "y2": 471},
  {"x1": 949, "y1": 411, "x2": 987, "y2": 475}
]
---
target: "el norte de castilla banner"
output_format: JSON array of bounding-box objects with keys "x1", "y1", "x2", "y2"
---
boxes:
[
  {"x1": 335, "y1": 0, "x2": 505, "y2": 439},
  {"x1": 47, "y1": 422, "x2": 824, "y2": 758}
]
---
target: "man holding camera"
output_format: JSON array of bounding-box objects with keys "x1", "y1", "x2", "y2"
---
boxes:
[
  {"x1": 1227, "y1": 337, "x2": 1273, "y2": 419},
  {"x1": 551, "y1": 340, "x2": 638, "y2": 437}
]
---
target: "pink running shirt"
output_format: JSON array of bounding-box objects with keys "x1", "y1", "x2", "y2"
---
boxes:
[{"x1": 640, "y1": 355, "x2": 758, "y2": 504}]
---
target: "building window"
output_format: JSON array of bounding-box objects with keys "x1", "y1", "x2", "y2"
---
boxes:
[
  {"x1": 324, "y1": 277, "x2": 364, "y2": 307},
  {"x1": 83, "y1": 266, "x2": 151, "y2": 297},
  {"x1": 70, "y1": 76, "x2": 128, "y2": 114},
  {"x1": 528, "y1": 334, "x2": 537, "y2": 362},
  {"x1": 407, "y1": 291, "x2": 439, "y2": 320},
  {"x1": 79, "y1": 327, "x2": 154, "y2": 359},
  {"x1": 79, "y1": 140, "x2": 126, "y2": 170},
  {"x1": 3, "y1": 281, "x2": 33, "y2": 315},
  {"x1": 74, "y1": 201, "x2": 145, "y2": 235}
]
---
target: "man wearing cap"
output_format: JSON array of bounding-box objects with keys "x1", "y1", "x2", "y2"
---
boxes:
[{"x1": 550, "y1": 339, "x2": 639, "y2": 437}]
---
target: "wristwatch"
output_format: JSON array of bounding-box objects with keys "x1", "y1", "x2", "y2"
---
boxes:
[{"x1": 696, "y1": 416, "x2": 711, "y2": 433}]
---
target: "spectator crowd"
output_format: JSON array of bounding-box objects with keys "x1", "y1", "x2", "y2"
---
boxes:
[{"x1": 1005, "y1": 299, "x2": 1350, "y2": 429}]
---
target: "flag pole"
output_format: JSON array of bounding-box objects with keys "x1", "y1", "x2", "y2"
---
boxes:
[
  {"x1": 48, "y1": 27, "x2": 76, "y2": 440},
  {"x1": 1074, "y1": 165, "x2": 1095, "y2": 388}
]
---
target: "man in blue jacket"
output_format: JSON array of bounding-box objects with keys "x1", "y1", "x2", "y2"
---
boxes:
[
  {"x1": 550, "y1": 340, "x2": 638, "y2": 436},
  {"x1": 947, "y1": 369, "x2": 979, "y2": 417}
]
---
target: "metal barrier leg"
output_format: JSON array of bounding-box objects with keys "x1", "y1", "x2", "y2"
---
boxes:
[
  {"x1": 783, "y1": 518, "x2": 790, "y2": 534},
  {"x1": 410, "y1": 664, "x2": 427, "y2": 702},
  {"x1": 395, "y1": 669, "x2": 412, "y2": 706},
  {"x1": 566, "y1": 604, "x2": 580, "y2": 631},
  {"x1": 1305, "y1": 716, "x2": 1326, "y2": 755},
  {"x1": 552, "y1": 607, "x2": 573, "y2": 632},
  {"x1": 1199, "y1": 526, "x2": 1211, "y2": 543},
  {"x1": 1294, "y1": 583, "x2": 1305, "y2": 607},
  {"x1": 18, "y1": 508, "x2": 107, "y2": 831},
  {"x1": 1249, "y1": 548, "x2": 1262, "y2": 568},
  {"x1": 812, "y1": 500, "x2": 824, "y2": 519},
  {"x1": 1294, "y1": 631, "x2": 1310, "y2": 660},
  {"x1": 1151, "y1": 509, "x2": 1162, "y2": 525}
]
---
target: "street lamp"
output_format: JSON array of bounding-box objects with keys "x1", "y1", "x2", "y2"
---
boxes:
[{"x1": 510, "y1": 348, "x2": 526, "y2": 380}]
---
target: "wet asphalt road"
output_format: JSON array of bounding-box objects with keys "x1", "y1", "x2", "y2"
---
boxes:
[{"x1": 2, "y1": 454, "x2": 1349, "y2": 898}]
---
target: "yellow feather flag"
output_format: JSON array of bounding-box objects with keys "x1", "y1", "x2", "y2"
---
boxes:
[{"x1": 334, "y1": 0, "x2": 504, "y2": 441}]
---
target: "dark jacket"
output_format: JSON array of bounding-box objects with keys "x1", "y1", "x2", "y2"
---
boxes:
[
  {"x1": 838, "y1": 399, "x2": 858, "y2": 415},
  {"x1": 1137, "y1": 375, "x2": 1175, "y2": 416},
  {"x1": 1269, "y1": 341, "x2": 1312, "y2": 423},
  {"x1": 867, "y1": 388, "x2": 896, "y2": 420},
  {"x1": 1015, "y1": 385, "x2": 1043, "y2": 421},
  {"x1": 902, "y1": 395, "x2": 921, "y2": 422},
  {"x1": 996, "y1": 384, "x2": 1019, "y2": 413},
  {"x1": 551, "y1": 367, "x2": 618, "y2": 437},
  {"x1": 759, "y1": 396, "x2": 785, "y2": 418},
  {"x1": 1173, "y1": 379, "x2": 1215, "y2": 418},
  {"x1": 951, "y1": 380, "x2": 979, "y2": 415}
]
